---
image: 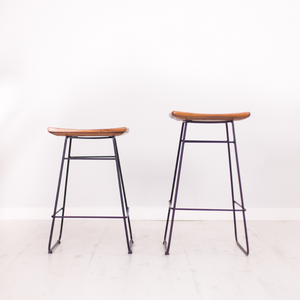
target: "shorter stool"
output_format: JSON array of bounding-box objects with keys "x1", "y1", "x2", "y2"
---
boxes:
[
  {"x1": 163, "y1": 111, "x2": 250, "y2": 255},
  {"x1": 48, "y1": 127, "x2": 133, "y2": 254}
]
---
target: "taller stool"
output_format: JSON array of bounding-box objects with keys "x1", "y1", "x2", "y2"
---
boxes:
[
  {"x1": 48, "y1": 127, "x2": 133, "y2": 254},
  {"x1": 163, "y1": 111, "x2": 250, "y2": 255}
]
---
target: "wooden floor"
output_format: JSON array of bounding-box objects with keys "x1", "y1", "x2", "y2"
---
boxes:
[{"x1": 0, "y1": 220, "x2": 300, "y2": 300}]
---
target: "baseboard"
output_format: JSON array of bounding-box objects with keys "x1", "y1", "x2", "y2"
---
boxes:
[{"x1": 0, "y1": 207, "x2": 300, "y2": 220}]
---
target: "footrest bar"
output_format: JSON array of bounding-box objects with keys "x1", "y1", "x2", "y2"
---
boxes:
[
  {"x1": 184, "y1": 140, "x2": 234, "y2": 144},
  {"x1": 52, "y1": 215, "x2": 127, "y2": 219},
  {"x1": 172, "y1": 207, "x2": 244, "y2": 212},
  {"x1": 66, "y1": 156, "x2": 115, "y2": 160}
]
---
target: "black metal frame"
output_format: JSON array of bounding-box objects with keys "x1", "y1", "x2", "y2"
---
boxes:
[
  {"x1": 163, "y1": 120, "x2": 249, "y2": 255},
  {"x1": 48, "y1": 136, "x2": 133, "y2": 254}
]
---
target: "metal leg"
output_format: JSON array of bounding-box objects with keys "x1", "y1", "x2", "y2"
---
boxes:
[
  {"x1": 113, "y1": 137, "x2": 133, "y2": 254},
  {"x1": 58, "y1": 138, "x2": 72, "y2": 241},
  {"x1": 225, "y1": 123, "x2": 239, "y2": 243},
  {"x1": 163, "y1": 122, "x2": 188, "y2": 255},
  {"x1": 163, "y1": 123, "x2": 185, "y2": 244},
  {"x1": 48, "y1": 137, "x2": 69, "y2": 253},
  {"x1": 231, "y1": 122, "x2": 249, "y2": 255},
  {"x1": 113, "y1": 138, "x2": 133, "y2": 243}
]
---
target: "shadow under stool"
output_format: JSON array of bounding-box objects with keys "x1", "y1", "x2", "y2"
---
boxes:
[
  {"x1": 47, "y1": 127, "x2": 133, "y2": 254},
  {"x1": 163, "y1": 111, "x2": 250, "y2": 255}
]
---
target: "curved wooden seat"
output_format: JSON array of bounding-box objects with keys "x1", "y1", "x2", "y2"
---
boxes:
[
  {"x1": 170, "y1": 111, "x2": 250, "y2": 122},
  {"x1": 48, "y1": 127, "x2": 129, "y2": 137}
]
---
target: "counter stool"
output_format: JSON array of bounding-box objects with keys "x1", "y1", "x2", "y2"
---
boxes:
[
  {"x1": 163, "y1": 111, "x2": 250, "y2": 255},
  {"x1": 47, "y1": 127, "x2": 133, "y2": 254}
]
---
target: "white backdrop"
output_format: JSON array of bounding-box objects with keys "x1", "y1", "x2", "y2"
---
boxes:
[{"x1": 0, "y1": 0, "x2": 300, "y2": 219}]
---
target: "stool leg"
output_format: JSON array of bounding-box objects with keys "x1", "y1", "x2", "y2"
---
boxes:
[
  {"x1": 226, "y1": 122, "x2": 249, "y2": 255},
  {"x1": 163, "y1": 123, "x2": 185, "y2": 244},
  {"x1": 48, "y1": 137, "x2": 72, "y2": 253},
  {"x1": 163, "y1": 122, "x2": 188, "y2": 255},
  {"x1": 112, "y1": 137, "x2": 133, "y2": 254},
  {"x1": 58, "y1": 138, "x2": 72, "y2": 242},
  {"x1": 113, "y1": 139, "x2": 133, "y2": 243}
]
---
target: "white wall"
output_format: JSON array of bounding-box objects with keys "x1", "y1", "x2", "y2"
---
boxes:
[{"x1": 0, "y1": 0, "x2": 300, "y2": 219}]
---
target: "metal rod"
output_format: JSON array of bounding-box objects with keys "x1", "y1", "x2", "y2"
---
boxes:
[
  {"x1": 113, "y1": 137, "x2": 133, "y2": 254},
  {"x1": 49, "y1": 240, "x2": 60, "y2": 253},
  {"x1": 54, "y1": 207, "x2": 63, "y2": 215},
  {"x1": 72, "y1": 136, "x2": 113, "y2": 140},
  {"x1": 54, "y1": 216, "x2": 127, "y2": 219},
  {"x1": 188, "y1": 120, "x2": 230, "y2": 124},
  {"x1": 232, "y1": 122, "x2": 249, "y2": 255},
  {"x1": 163, "y1": 122, "x2": 185, "y2": 243},
  {"x1": 48, "y1": 137, "x2": 68, "y2": 253},
  {"x1": 172, "y1": 208, "x2": 245, "y2": 212},
  {"x1": 226, "y1": 122, "x2": 239, "y2": 243},
  {"x1": 113, "y1": 138, "x2": 133, "y2": 242},
  {"x1": 165, "y1": 121, "x2": 188, "y2": 255},
  {"x1": 184, "y1": 140, "x2": 234, "y2": 144},
  {"x1": 58, "y1": 137, "x2": 72, "y2": 242},
  {"x1": 234, "y1": 201, "x2": 244, "y2": 208},
  {"x1": 66, "y1": 156, "x2": 115, "y2": 160}
]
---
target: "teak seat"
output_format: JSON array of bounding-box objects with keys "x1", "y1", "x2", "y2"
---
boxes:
[
  {"x1": 163, "y1": 111, "x2": 250, "y2": 255},
  {"x1": 48, "y1": 127, "x2": 129, "y2": 137},
  {"x1": 47, "y1": 126, "x2": 133, "y2": 254},
  {"x1": 170, "y1": 111, "x2": 250, "y2": 122}
]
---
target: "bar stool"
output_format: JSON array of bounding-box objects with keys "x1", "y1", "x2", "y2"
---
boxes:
[
  {"x1": 163, "y1": 111, "x2": 250, "y2": 255},
  {"x1": 47, "y1": 127, "x2": 133, "y2": 254}
]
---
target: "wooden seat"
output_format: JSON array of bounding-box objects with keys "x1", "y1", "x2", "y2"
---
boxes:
[
  {"x1": 170, "y1": 111, "x2": 250, "y2": 122},
  {"x1": 47, "y1": 127, "x2": 129, "y2": 137}
]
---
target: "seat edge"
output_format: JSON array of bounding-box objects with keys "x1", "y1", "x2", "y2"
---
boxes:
[
  {"x1": 47, "y1": 127, "x2": 129, "y2": 137},
  {"x1": 170, "y1": 111, "x2": 251, "y2": 122}
]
